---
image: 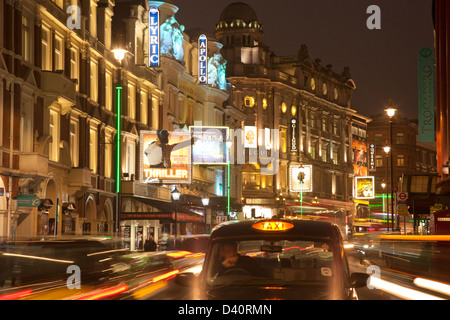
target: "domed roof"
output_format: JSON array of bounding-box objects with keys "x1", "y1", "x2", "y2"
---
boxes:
[{"x1": 219, "y1": 2, "x2": 259, "y2": 24}]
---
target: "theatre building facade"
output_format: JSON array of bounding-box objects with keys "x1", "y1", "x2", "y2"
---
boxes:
[
  {"x1": 214, "y1": 2, "x2": 370, "y2": 231},
  {"x1": 0, "y1": 0, "x2": 242, "y2": 243}
]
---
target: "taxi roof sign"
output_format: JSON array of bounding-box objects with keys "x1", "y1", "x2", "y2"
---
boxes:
[{"x1": 252, "y1": 220, "x2": 294, "y2": 232}]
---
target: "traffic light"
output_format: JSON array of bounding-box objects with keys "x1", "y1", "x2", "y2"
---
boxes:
[{"x1": 251, "y1": 208, "x2": 256, "y2": 219}]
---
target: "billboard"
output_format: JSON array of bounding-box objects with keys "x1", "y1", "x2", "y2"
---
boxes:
[
  {"x1": 352, "y1": 137, "x2": 368, "y2": 176},
  {"x1": 289, "y1": 165, "x2": 313, "y2": 193},
  {"x1": 244, "y1": 126, "x2": 257, "y2": 148},
  {"x1": 140, "y1": 130, "x2": 192, "y2": 184},
  {"x1": 189, "y1": 126, "x2": 229, "y2": 164},
  {"x1": 354, "y1": 176, "x2": 375, "y2": 199}
]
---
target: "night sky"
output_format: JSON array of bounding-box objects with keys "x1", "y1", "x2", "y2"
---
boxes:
[{"x1": 170, "y1": 0, "x2": 434, "y2": 121}]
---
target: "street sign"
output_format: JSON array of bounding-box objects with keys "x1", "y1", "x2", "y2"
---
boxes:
[
  {"x1": 17, "y1": 194, "x2": 41, "y2": 208},
  {"x1": 216, "y1": 216, "x2": 228, "y2": 224},
  {"x1": 397, "y1": 204, "x2": 410, "y2": 216},
  {"x1": 397, "y1": 192, "x2": 408, "y2": 202}
]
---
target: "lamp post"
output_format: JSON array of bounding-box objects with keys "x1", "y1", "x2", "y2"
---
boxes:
[
  {"x1": 112, "y1": 48, "x2": 127, "y2": 233},
  {"x1": 226, "y1": 140, "x2": 233, "y2": 218},
  {"x1": 202, "y1": 196, "x2": 209, "y2": 233},
  {"x1": 383, "y1": 145, "x2": 391, "y2": 232},
  {"x1": 381, "y1": 181, "x2": 387, "y2": 214},
  {"x1": 386, "y1": 105, "x2": 397, "y2": 232},
  {"x1": 171, "y1": 186, "x2": 181, "y2": 237}
]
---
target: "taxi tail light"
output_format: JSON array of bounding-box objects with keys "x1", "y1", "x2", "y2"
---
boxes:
[{"x1": 0, "y1": 289, "x2": 33, "y2": 300}]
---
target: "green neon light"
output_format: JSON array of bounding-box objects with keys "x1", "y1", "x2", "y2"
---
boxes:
[{"x1": 115, "y1": 86, "x2": 122, "y2": 194}]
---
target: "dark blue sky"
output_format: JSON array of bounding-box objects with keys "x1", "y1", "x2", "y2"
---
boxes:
[{"x1": 170, "y1": 0, "x2": 434, "y2": 120}]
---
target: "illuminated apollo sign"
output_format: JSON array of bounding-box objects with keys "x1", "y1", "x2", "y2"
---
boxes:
[
  {"x1": 149, "y1": 6, "x2": 160, "y2": 67},
  {"x1": 198, "y1": 34, "x2": 207, "y2": 84}
]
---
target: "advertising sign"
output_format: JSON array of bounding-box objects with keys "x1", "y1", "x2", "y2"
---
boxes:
[
  {"x1": 140, "y1": 130, "x2": 192, "y2": 184},
  {"x1": 18, "y1": 194, "x2": 41, "y2": 208},
  {"x1": 198, "y1": 34, "x2": 207, "y2": 84},
  {"x1": 418, "y1": 47, "x2": 435, "y2": 142},
  {"x1": 354, "y1": 176, "x2": 375, "y2": 199},
  {"x1": 289, "y1": 165, "x2": 313, "y2": 193},
  {"x1": 244, "y1": 126, "x2": 257, "y2": 149},
  {"x1": 190, "y1": 126, "x2": 229, "y2": 164},
  {"x1": 352, "y1": 137, "x2": 368, "y2": 176},
  {"x1": 149, "y1": 6, "x2": 160, "y2": 67}
]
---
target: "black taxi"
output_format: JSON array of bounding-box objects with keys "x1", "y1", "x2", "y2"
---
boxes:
[{"x1": 175, "y1": 218, "x2": 370, "y2": 300}]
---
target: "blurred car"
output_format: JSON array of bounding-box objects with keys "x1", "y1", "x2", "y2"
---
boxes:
[
  {"x1": 176, "y1": 219, "x2": 370, "y2": 300},
  {"x1": 0, "y1": 237, "x2": 128, "y2": 288},
  {"x1": 158, "y1": 234, "x2": 209, "y2": 253}
]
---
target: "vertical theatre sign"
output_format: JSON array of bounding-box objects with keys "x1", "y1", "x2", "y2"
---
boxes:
[
  {"x1": 149, "y1": 6, "x2": 160, "y2": 67},
  {"x1": 198, "y1": 34, "x2": 207, "y2": 84},
  {"x1": 290, "y1": 118, "x2": 298, "y2": 153},
  {"x1": 418, "y1": 47, "x2": 435, "y2": 142}
]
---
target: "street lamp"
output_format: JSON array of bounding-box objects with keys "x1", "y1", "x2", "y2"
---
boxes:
[
  {"x1": 201, "y1": 197, "x2": 209, "y2": 207},
  {"x1": 172, "y1": 186, "x2": 181, "y2": 237},
  {"x1": 112, "y1": 48, "x2": 127, "y2": 233},
  {"x1": 383, "y1": 145, "x2": 391, "y2": 232},
  {"x1": 385, "y1": 104, "x2": 397, "y2": 232}
]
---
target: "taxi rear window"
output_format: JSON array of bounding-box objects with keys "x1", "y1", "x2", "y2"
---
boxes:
[{"x1": 206, "y1": 239, "x2": 336, "y2": 287}]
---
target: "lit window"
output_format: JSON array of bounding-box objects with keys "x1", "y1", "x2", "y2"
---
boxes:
[
  {"x1": 140, "y1": 89, "x2": 148, "y2": 125},
  {"x1": 21, "y1": 16, "x2": 30, "y2": 62},
  {"x1": 89, "y1": 125, "x2": 98, "y2": 173},
  {"x1": 70, "y1": 119, "x2": 79, "y2": 167},
  {"x1": 90, "y1": 59, "x2": 98, "y2": 101},
  {"x1": 152, "y1": 97, "x2": 159, "y2": 129},
  {"x1": 127, "y1": 83, "x2": 136, "y2": 119},
  {"x1": 89, "y1": 0, "x2": 97, "y2": 37},
  {"x1": 54, "y1": 34, "x2": 64, "y2": 71},
  {"x1": 70, "y1": 48, "x2": 79, "y2": 91},
  {"x1": 41, "y1": 26, "x2": 51, "y2": 71},
  {"x1": 49, "y1": 109, "x2": 60, "y2": 162},
  {"x1": 376, "y1": 155, "x2": 383, "y2": 167},
  {"x1": 397, "y1": 154, "x2": 405, "y2": 167},
  {"x1": 105, "y1": 70, "x2": 112, "y2": 111},
  {"x1": 281, "y1": 128, "x2": 287, "y2": 153},
  {"x1": 104, "y1": 130, "x2": 113, "y2": 178}
]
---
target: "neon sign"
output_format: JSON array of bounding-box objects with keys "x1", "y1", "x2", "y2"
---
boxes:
[
  {"x1": 149, "y1": 6, "x2": 160, "y2": 67},
  {"x1": 198, "y1": 34, "x2": 207, "y2": 84}
]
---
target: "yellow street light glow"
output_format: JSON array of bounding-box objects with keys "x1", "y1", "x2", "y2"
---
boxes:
[
  {"x1": 414, "y1": 278, "x2": 450, "y2": 297},
  {"x1": 368, "y1": 276, "x2": 444, "y2": 300},
  {"x1": 2, "y1": 253, "x2": 74, "y2": 264}
]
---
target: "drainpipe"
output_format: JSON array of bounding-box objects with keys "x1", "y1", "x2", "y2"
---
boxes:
[{"x1": 7, "y1": 82, "x2": 14, "y2": 240}]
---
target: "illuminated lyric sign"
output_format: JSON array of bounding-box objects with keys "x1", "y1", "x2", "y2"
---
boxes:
[
  {"x1": 190, "y1": 126, "x2": 229, "y2": 164},
  {"x1": 289, "y1": 165, "x2": 313, "y2": 193},
  {"x1": 149, "y1": 6, "x2": 160, "y2": 67},
  {"x1": 198, "y1": 34, "x2": 207, "y2": 84},
  {"x1": 140, "y1": 130, "x2": 192, "y2": 184},
  {"x1": 354, "y1": 176, "x2": 375, "y2": 199}
]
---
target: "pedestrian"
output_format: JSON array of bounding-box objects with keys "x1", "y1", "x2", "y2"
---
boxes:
[{"x1": 144, "y1": 234, "x2": 157, "y2": 252}]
